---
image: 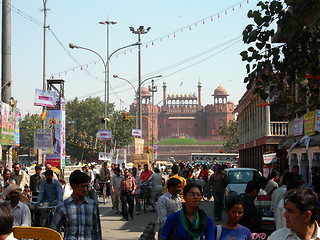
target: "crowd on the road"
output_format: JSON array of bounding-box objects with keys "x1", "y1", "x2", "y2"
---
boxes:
[{"x1": 1, "y1": 160, "x2": 320, "y2": 240}]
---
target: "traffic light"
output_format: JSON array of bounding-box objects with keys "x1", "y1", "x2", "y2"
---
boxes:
[
  {"x1": 122, "y1": 112, "x2": 129, "y2": 121},
  {"x1": 145, "y1": 146, "x2": 152, "y2": 154},
  {"x1": 100, "y1": 117, "x2": 110, "y2": 124}
]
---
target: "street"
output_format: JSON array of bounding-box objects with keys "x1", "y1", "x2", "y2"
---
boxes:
[{"x1": 98, "y1": 197, "x2": 224, "y2": 239}]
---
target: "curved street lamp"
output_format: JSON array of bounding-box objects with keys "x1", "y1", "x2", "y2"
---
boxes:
[
  {"x1": 113, "y1": 74, "x2": 162, "y2": 98},
  {"x1": 69, "y1": 41, "x2": 141, "y2": 132}
]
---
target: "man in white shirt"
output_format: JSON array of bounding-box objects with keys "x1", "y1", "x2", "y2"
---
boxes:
[
  {"x1": 11, "y1": 163, "x2": 29, "y2": 191},
  {"x1": 156, "y1": 178, "x2": 182, "y2": 240},
  {"x1": 193, "y1": 164, "x2": 201, "y2": 179},
  {"x1": 2, "y1": 184, "x2": 31, "y2": 227},
  {"x1": 268, "y1": 188, "x2": 320, "y2": 240},
  {"x1": 110, "y1": 167, "x2": 123, "y2": 214}
]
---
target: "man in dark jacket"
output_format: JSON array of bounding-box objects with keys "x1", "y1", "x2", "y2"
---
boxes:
[{"x1": 239, "y1": 180, "x2": 262, "y2": 233}]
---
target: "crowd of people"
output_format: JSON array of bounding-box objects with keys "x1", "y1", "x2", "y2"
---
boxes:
[{"x1": 1, "y1": 160, "x2": 320, "y2": 240}]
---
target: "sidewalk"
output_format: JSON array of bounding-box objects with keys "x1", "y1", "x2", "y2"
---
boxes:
[{"x1": 99, "y1": 199, "x2": 158, "y2": 240}]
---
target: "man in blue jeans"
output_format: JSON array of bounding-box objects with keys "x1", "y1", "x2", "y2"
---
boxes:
[{"x1": 208, "y1": 165, "x2": 228, "y2": 221}]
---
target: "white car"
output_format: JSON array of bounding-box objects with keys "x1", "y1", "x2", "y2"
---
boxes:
[{"x1": 224, "y1": 168, "x2": 261, "y2": 203}]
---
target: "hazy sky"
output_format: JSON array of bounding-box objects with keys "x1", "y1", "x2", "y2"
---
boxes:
[{"x1": 4, "y1": 0, "x2": 261, "y2": 116}]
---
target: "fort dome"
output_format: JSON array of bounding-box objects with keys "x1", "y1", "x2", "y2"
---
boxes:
[
  {"x1": 214, "y1": 85, "x2": 228, "y2": 95},
  {"x1": 141, "y1": 87, "x2": 151, "y2": 97}
]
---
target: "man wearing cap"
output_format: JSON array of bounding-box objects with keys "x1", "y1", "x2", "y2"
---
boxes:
[
  {"x1": 37, "y1": 169, "x2": 63, "y2": 205},
  {"x1": 11, "y1": 163, "x2": 29, "y2": 191},
  {"x1": 2, "y1": 184, "x2": 31, "y2": 227}
]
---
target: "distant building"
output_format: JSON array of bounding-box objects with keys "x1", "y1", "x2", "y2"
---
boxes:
[{"x1": 129, "y1": 82, "x2": 235, "y2": 142}]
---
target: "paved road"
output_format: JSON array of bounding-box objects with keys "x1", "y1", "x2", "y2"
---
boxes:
[{"x1": 98, "y1": 196, "x2": 224, "y2": 240}]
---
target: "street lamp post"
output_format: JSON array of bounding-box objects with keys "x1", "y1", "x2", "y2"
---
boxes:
[
  {"x1": 113, "y1": 74, "x2": 161, "y2": 99},
  {"x1": 113, "y1": 74, "x2": 161, "y2": 146},
  {"x1": 129, "y1": 26, "x2": 151, "y2": 131},
  {"x1": 99, "y1": 20, "x2": 117, "y2": 129},
  {"x1": 69, "y1": 42, "x2": 141, "y2": 150}
]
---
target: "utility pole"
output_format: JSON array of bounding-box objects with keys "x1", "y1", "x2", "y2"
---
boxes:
[
  {"x1": 148, "y1": 79, "x2": 157, "y2": 162},
  {"x1": 1, "y1": 0, "x2": 12, "y2": 168},
  {"x1": 41, "y1": 0, "x2": 49, "y2": 165},
  {"x1": 129, "y1": 26, "x2": 151, "y2": 131},
  {"x1": 2, "y1": 0, "x2": 12, "y2": 103}
]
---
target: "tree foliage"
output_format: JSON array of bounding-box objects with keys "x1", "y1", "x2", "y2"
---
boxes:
[
  {"x1": 241, "y1": 0, "x2": 320, "y2": 113},
  {"x1": 218, "y1": 120, "x2": 239, "y2": 153},
  {"x1": 18, "y1": 114, "x2": 42, "y2": 155},
  {"x1": 66, "y1": 97, "x2": 134, "y2": 161}
]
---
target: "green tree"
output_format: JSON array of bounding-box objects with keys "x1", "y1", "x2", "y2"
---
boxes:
[
  {"x1": 218, "y1": 120, "x2": 239, "y2": 153},
  {"x1": 18, "y1": 114, "x2": 42, "y2": 155},
  {"x1": 241, "y1": 0, "x2": 320, "y2": 112},
  {"x1": 66, "y1": 97, "x2": 134, "y2": 161}
]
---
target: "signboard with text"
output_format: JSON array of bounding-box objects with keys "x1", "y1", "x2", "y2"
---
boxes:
[
  {"x1": 134, "y1": 138, "x2": 144, "y2": 154},
  {"x1": 304, "y1": 110, "x2": 316, "y2": 136},
  {"x1": 34, "y1": 129, "x2": 53, "y2": 154},
  {"x1": 263, "y1": 153, "x2": 277, "y2": 164},
  {"x1": 34, "y1": 89, "x2": 57, "y2": 107},
  {"x1": 315, "y1": 109, "x2": 320, "y2": 132},
  {"x1": 14, "y1": 113, "x2": 20, "y2": 146},
  {"x1": 97, "y1": 129, "x2": 112, "y2": 141},
  {"x1": 0, "y1": 102, "x2": 15, "y2": 145},
  {"x1": 294, "y1": 117, "x2": 304, "y2": 136},
  {"x1": 132, "y1": 129, "x2": 142, "y2": 137}
]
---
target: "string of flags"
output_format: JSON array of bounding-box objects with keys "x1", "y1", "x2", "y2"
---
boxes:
[{"x1": 49, "y1": 0, "x2": 251, "y2": 79}]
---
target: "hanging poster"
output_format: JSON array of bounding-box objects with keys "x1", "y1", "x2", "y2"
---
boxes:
[
  {"x1": 14, "y1": 113, "x2": 20, "y2": 146},
  {"x1": 134, "y1": 138, "x2": 144, "y2": 154},
  {"x1": 304, "y1": 110, "x2": 316, "y2": 136},
  {"x1": 132, "y1": 129, "x2": 142, "y2": 137},
  {"x1": 0, "y1": 102, "x2": 14, "y2": 145},
  {"x1": 98, "y1": 152, "x2": 113, "y2": 162},
  {"x1": 315, "y1": 109, "x2": 320, "y2": 132},
  {"x1": 34, "y1": 89, "x2": 57, "y2": 107},
  {"x1": 45, "y1": 99, "x2": 66, "y2": 168},
  {"x1": 294, "y1": 117, "x2": 304, "y2": 136},
  {"x1": 97, "y1": 130, "x2": 112, "y2": 140},
  {"x1": 263, "y1": 153, "x2": 277, "y2": 164}
]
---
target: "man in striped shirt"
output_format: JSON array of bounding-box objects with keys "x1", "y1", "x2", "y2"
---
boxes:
[
  {"x1": 121, "y1": 169, "x2": 137, "y2": 221},
  {"x1": 51, "y1": 170, "x2": 102, "y2": 240}
]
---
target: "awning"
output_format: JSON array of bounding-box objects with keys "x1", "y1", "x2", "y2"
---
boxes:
[{"x1": 280, "y1": 134, "x2": 320, "y2": 149}]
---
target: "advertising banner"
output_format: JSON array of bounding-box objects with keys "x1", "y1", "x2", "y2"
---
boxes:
[
  {"x1": 45, "y1": 99, "x2": 66, "y2": 168},
  {"x1": 97, "y1": 129, "x2": 112, "y2": 141},
  {"x1": 134, "y1": 138, "x2": 144, "y2": 154},
  {"x1": 294, "y1": 117, "x2": 304, "y2": 136},
  {"x1": 304, "y1": 110, "x2": 316, "y2": 136},
  {"x1": 99, "y1": 152, "x2": 113, "y2": 162},
  {"x1": 315, "y1": 109, "x2": 320, "y2": 132},
  {"x1": 34, "y1": 129, "x2": 53, "y2": 154},
  {"x1": 0, "y1": 102, "x2": 14, "y2": 145},
  {"x1": 263, "y1": 153, "x2": 277, "y2": 164},
  {"x1": 132, "y1": 129, "x2": 142, "y2": 137},
  {"x1": 14, "y1": 113, "x2": 20, "y2": 146},
  {"x1": 34, "y1": 89, "x2": 57, "y2": 107}
]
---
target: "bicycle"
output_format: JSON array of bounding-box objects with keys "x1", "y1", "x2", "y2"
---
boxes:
[
  {"x1": 30, "y1": 202, "x2": 56, "y2": 228},
  {"x1": 140, "y1": 184, "x2": 153, "y2": 213},
  {"x1": 98, "y1": 181, "x2": 109, "y2": 204}
]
